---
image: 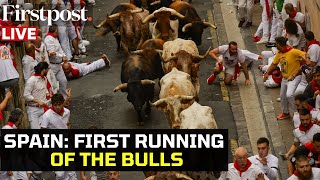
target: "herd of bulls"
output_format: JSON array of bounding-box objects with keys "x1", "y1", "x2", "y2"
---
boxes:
[{"x1": 94, "y1": 0, "x2": 218, "y2": 131}]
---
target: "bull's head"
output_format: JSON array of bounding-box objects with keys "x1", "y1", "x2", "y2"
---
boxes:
[
  {"x1": 108, "y1": 8, "x2": 144, "y2": 38},
  {"x1": 114, "y1": 79, "x2": 155, "y2": 112},
  {"x1": 143, "y1": 8, "x2": 184, "y2": 41},
  {"x1": 182, "y1": 21, "x2": 216, "y2": 45},
  {"x1": 144, "y1": 172, "x2": 193, "y2": 180},
  {"x1": 151, "y1": 95, "x2": 194, "y2": 129},
  {"x1": 93, "y1": 15, "x2": 120, "y2": 37},
  {"x1": 160, "y1": 46, "x2": 211, "y2": 75}
]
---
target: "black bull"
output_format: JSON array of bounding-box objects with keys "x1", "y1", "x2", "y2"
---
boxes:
[{"x1": 113, "y1": 55, "x2": 163, "y2": 125}]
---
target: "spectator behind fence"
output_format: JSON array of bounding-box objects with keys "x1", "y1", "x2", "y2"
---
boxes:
[{"x1": 0, "y1": 91, "x2": 12, "y2": 121}]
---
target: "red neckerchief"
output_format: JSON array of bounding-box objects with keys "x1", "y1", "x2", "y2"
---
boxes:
[
  {"x1": 311, "y1": 79, "x2": 320, "y2": 92},
  {"x1": 307, "y1": 104, "x2": 314, "y2": 111},
  {"x1": 280, "y1": 46, "x2": 293, "y2": 53},
  {"x1": 289, "y1": 8, "x2": 298, "y2": 19},
  {"x1": 7, "y1": 122, "x2": 14, "y2": 127},
  {"x1": 33, "y1": 73, "x2": 53, "y2": 100},
  {"x1": 293, "y1": 170, "x2": 298, "y2": 176},
  {"x1": 46, "y1": 32, "x2": 58, "y2": 39},
  {"x1": 51, "y1": 106, "x2": 64, "y2": 117},
  {"x1": 271, "y1": 69, "x2": 282, "y2": 84},
  {"x1": 308, "y1": 40, "x2": 320, "y2": 49},
  {"x1": 234, "y1": 64, "x2": 241, "y2": 80},
  {"x1": 35, "y1": 48, "x2": 40, "y2": 53},
  {"x1": 299, "y1": 122, "x2": 313, "y2": 132},
  {"x1": 304, "y1": 142, "x2": 320, "y2": 167},
  {"x1": 234, "y1": 159, "x2": 252, "y2": 177},
  {"x1": 26, "y1": 53, "x2": 35, "y2": 60},
  {"x1": 265, "y1": 0, "x2": 271, "y2": 21},
  {"x1": 0, "y1": 112, "x2": 2, "y2": 121},
  {"x1": 70, "y1": 68, "x2": 80, "y2": 78}
]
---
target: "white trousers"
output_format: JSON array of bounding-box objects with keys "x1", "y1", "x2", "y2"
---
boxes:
[
  {"x1": 47, "y1": 68, "x2": 59, "y2": 94},
  {"x1": 79, "y1": 59, "x2": 106, "y2": 76},
  {"x1": 54, "y1": 171, "x2": 77, "y2": 180},
  {"x1": 26, "y1": 106, "x2": 44, "y2": 129},
  {"x1": 254, "y1": 3, "x2": 273, "y2": 40},
  {"x1": 241, "y1": 50, "x2": 260, "y2": 60},
  {"x1": 280, "y1": 75, "x2": 301, "y2": 114},
  {"x1": 269, "y1": 5, "x2": 281, "y2": 43},
  {"x1": 261, "y1": 50, "x2": 274, "y2": 65},
  {"x1": 316, "y1": 95, "x2": 320, "y2": 109},
  {"x1": 294, "y1": 73, "x2": 308, "y2": 96},
  {"x1": 58, "y1": 26, "x2": 73, "y2": 61},
  {"x1": 238, "y1": 0, "x2": 254, "y2": 22},
  {"x1": 51, "y1": 64, "x2": 68, "y2": 98},
  {"x1": 264, "y1": 75, "x2": 280, "y2": 88}
]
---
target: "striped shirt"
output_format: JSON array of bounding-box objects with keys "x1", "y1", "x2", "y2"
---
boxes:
[{"x1": 23, "y1": 75, "x2": 52, "y2": 106}]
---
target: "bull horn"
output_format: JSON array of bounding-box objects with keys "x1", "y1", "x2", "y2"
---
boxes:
[
  {"x1": 150, "y1": 1, "x2": 160, "y2": 5},
  {"x1": 113, "y1": 31, "x2": 120, "y2": 36},
  {"x1": 193, "y1": 46, "x2": 211, "y2": 60},
  {"x1": 108, "y1": 12, "x2": 120, "y2": 19},
  {"x1": 175, "y1": 173, "x2": 193, "y2": 180},
  {"x1": 150, "y1": 98, "x2": 167, "y2": 107},
  {"x1": 143, "y1": 13, "x2": 155, "y2": 23},
  {"x1": 170, "y1": 10, "x2": 185, "y2": 19},
  {"x1": 141, "y1": 79, "x2": 156, "y2": 85},
  {"x1": 155, "y1": 49, "x2": 163, "y2": 54},
  {"x1": 179, "y1": 95, "x2": 194, "y2": 100},
  {"x1": 113, "y1": 83, "x2": 128, "y2": 92},
  {"x1": 182, "y1": 23, "x2": 192, "y2": 32},
  {"x1": 93, "y1": 18, "x2": 107, "y2": 29},
  {"x1": 144, "y1": 176, "x2": 155, "y2": 180},
  {"x1": 132, "y1": 50, "x2": 143, "y2": 54},
  {"x1": 203, "y1": 21, "x2": 217, "y2": 29},
  {"x1": 130, "y1": 8, "x2": 144, "y2": 14}
]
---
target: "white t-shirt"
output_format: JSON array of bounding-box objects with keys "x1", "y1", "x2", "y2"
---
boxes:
[
  {"x1": 293, "y1": 12, "x2": 305, "y2": 24},
  {"x1": 293, "y1": 124, "x2": 320, "y2": 145},
  {"x1": 218, "y1": 45, "x2": 245, "y2": 66},
  {"x1": 248, "y1": 154, "x2": 278, "y2": 180},
  {"x1": 287, "y1": 167, "x2": 320, "y2": 180},
  {"x1": 286, "y1": 23, "x2": 306, "y2": 49},
  {"x1": 218, "y1": 162, "x2": 269, "y2": 180},
  {"x1": 308, "y1": 44, "x2": 320, "y2": 66},
  {"x1": 293, "y1": 109, "x2": 320, "y2": 128},
  {"x1": 22, "y1": 55, "x2": 38, "y2": 82},
  {"x1": 0, "y1": 171, "x2": 28, "y2": 180},
  {"x1": 41, "y1": 108, "x2": 70, "y2": 129}
]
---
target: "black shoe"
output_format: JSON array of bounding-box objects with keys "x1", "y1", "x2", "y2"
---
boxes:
[
  {"x1": 266, "y1": 42, "x2": 276, "y2": 48},
  {"x1": 245, "y1": 22, "x2": 252, "y2": 27},
  {"x1": 238, "y1": 20, "x2": 245, "y2": 27}
]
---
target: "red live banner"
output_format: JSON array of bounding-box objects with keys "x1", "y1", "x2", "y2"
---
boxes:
[{"x1": 1, "y1": 26, "x2": 38, "y2": 41}]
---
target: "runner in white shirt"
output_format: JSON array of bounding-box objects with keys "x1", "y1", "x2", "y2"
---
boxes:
[
  {"x1": 248, "y1": 137, "x2": 278, "y2": 180},
  {"x1": 281, "y1": 108, "x2": 320, "y2": 160},
  {"x1": 23, "y1": 62, "x2": 53, "y2": 129},
  {"x1": 207, "y1": 41, "x2": 251, "y2": 86},
  {"x1": 284, "y1": 19, "x2": 306, "y2": 50},
  {"x1": 33, "y1": 36, "x2": 59, "y2": 94},
  {"x1": 40, "y1": 93, "x2": 76, "y2": 180},
  {"x1": 1, "y1": 108, "x2": 28, "y2": 180},
  {"x1": 62, "y1": 54, "x2": 111, "y2": 79},
  {"x1": 284, "y1": 3, "x2": 305, "y2": 30},
  {"x1": 287, "y1": 155, "x2": 320, "y2": 180},
  {"x1": 305, "y1": 31, "x2": 320, "y2": 67},
  {"x1": 106, "y1": 171, "x2": 120, "y2": 180},
  {"x1": 0, "y1": 43, "x2": 19, "y2": 89},
  {"x1": 253, "y1": 0, "x2": 273, "y2": 44},
  {"x1": 218, "y1": 147, "x2": 269, "y2": 180},
  {"x1": 44, "y1": 24, "x2": 69, "y2": 99},
  {"x1": 22, "y1": 44, "x2": 38, "y2": 82},
  {"x1": 292, "y1": 94, "x2": 320, "y2": 128}
]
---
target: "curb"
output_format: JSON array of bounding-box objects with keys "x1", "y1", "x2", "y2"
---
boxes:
[{"x1": 210, "y1": 0, "x2": 253, "y2": 156}]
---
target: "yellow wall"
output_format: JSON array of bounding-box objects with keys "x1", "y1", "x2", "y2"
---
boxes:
[{"x1": 299, "y1": 0, "x2": 320, "y2": 40}]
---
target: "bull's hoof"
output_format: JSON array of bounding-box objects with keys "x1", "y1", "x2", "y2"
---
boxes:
[{"x1": 137, "y1": 121, "x2": 144, "y2": 126}]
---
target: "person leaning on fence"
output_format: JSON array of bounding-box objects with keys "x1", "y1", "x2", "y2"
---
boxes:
[{"x1": 23, "y1": 62, "x2": 53, "y2": 129}]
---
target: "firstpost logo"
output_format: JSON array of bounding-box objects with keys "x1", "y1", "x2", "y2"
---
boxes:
[{"x1": 1, "y1": 4, "x2": 90, "y2": 41}]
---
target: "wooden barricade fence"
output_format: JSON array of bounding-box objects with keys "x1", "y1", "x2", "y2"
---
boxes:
[
  {"x1": 299, "y1": 0, "x2": 320, "y2": 40},
  {"x1": 0, "y1": 0, "x2": 43, "y2": 128}
]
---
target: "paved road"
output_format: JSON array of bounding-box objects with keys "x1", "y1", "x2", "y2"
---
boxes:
[{"x1": 43, "y1": 0, "x2": 238, "y2": 179}]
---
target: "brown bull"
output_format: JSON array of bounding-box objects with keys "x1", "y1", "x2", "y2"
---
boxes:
[
  {"x1": 143, "y1": 7, "x2": 184, "y2": 41},
  {"x1": 108, "y1": 8, "x2": 150, "y2": 55},
  {"x1": 132, "y1": 39, "x2": 165, "y2": 81},
  {"x1": 93, "y1": 3, "x2": 137, "y2": 51},
  {"x1": 144, "y1": 171, "x2": 193, "y2": 180},
  {"x1": 170, "y1": 1, "x2": 216, "y2": 45}
]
